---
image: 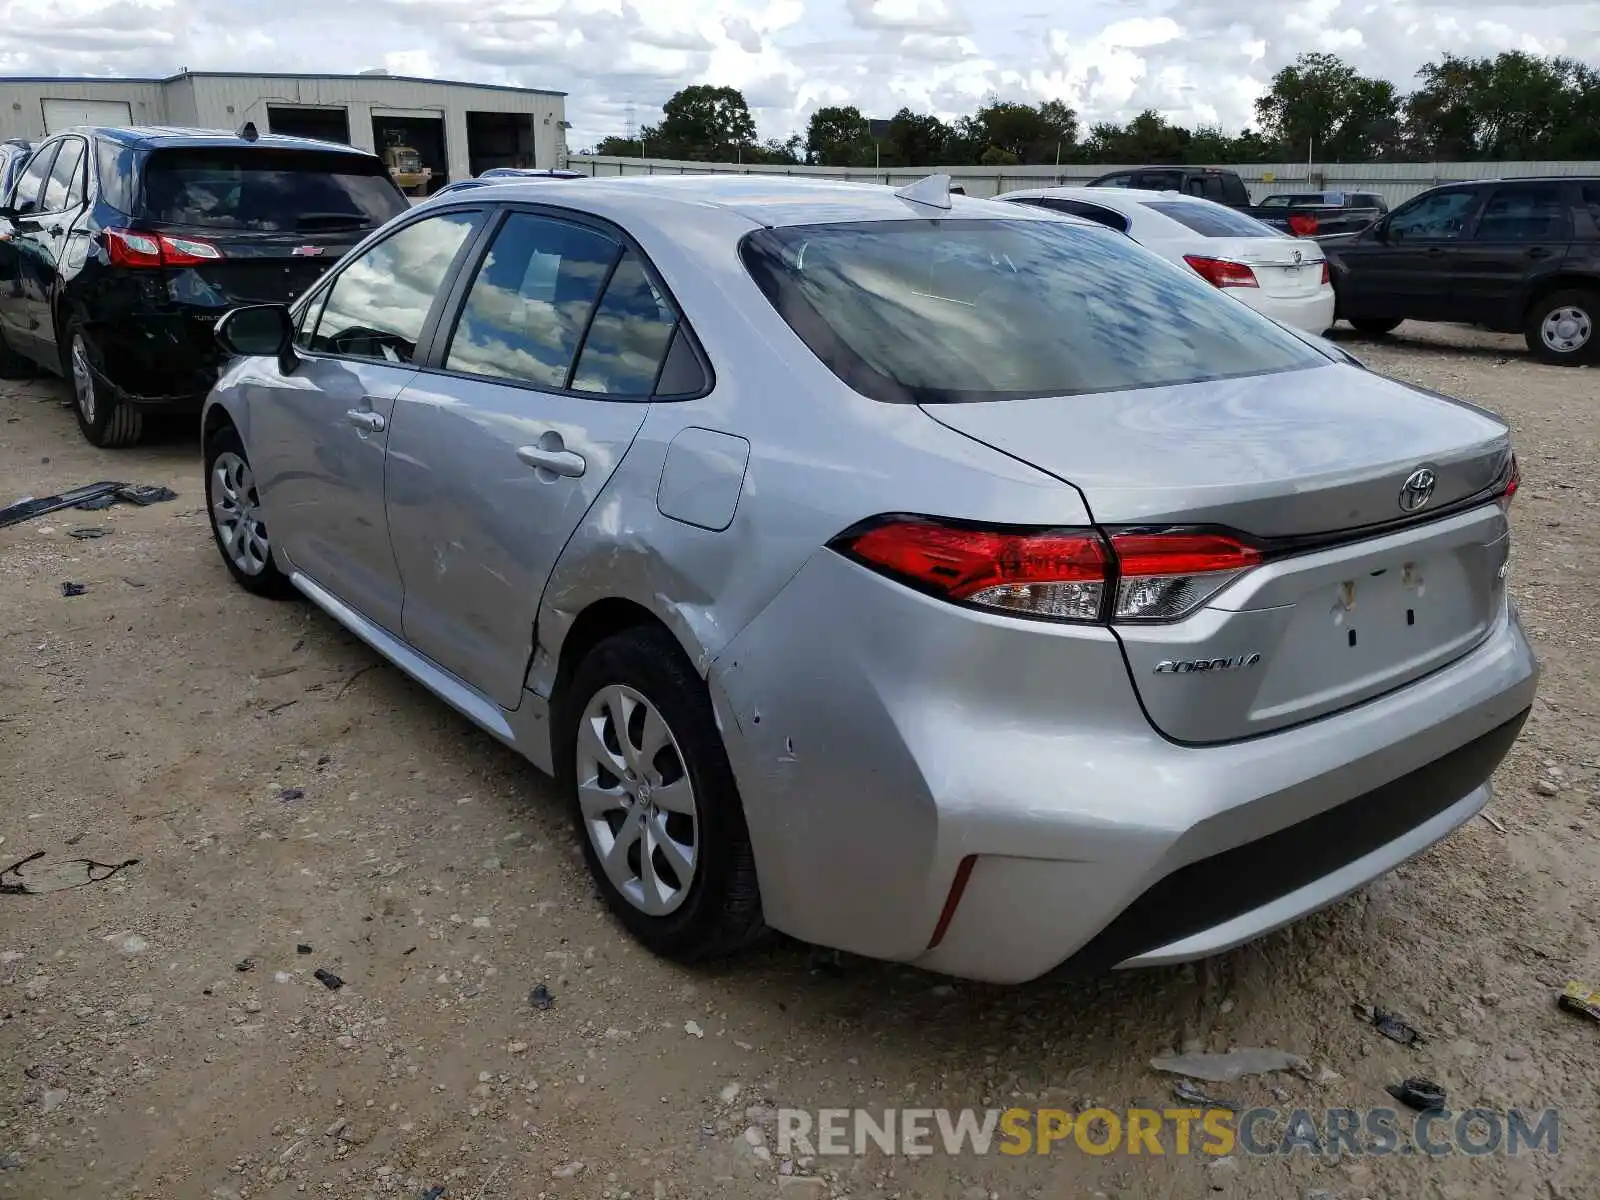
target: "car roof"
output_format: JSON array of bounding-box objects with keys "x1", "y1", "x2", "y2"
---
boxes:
[
  {"x1": 480, "y1": 168, "x2": 586, "y2": 178},
  {"x1": 433, "y1": 174, "x2": 1065, "y2": 232},
  {"x1": 56, "y1": 125, "x2": 380, "y2": 158},
  {"x1": 1091, "y1": 165, "x2": 1232, "y2": 175},
  {"x1": 996, "y1": 185, "x2": 1201, "y2": 209}
]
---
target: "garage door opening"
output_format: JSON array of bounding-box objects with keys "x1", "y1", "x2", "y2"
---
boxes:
[
  {"x1": 372, "y1": 115, "x2": 448, "y2": 196},
  {"x1": 42, "y1": 98, "x2": 132, "y2": 134},
  {"x1": 466, "y1": 111, "x2": 536, "y2": 176},
  {"x1": 266, "y1": 106, "x2": 352, "y2": 145}
]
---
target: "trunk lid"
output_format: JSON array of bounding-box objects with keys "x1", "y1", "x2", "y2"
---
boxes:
[
  {"x1": 921, "y1": 362, "x2": 1515, "y2": 743},
  {"x1": 147, "y1": 225, "x2": 363, "y2": 307},
  {"x1": 1201, "y1": 236, "x2": 1325, "y2": 299}
]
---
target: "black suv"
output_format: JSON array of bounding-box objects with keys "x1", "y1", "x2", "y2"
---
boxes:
[
  {"x1": 1324, "y1": 177, "x2": 1600, "y2": 365},
  {"x1": 0, "y1": 126, "x2": 411, "y2": 446}
]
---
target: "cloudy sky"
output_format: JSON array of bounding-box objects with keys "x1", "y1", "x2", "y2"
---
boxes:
[{"x1": 1, "y1": 0, "x2": 1593, "y2": 149}]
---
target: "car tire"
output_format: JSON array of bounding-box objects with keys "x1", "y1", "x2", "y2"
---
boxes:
[
  {"x1": 1349, "y1": 317, "x2": 1403, "y2": 336},
  {"x1": 204, "y1": 424, "x2": 296, "y2": 599},
  {"x1": 63, "y1": 323, "x2": 143, "y2": 448},
  {"x1": 1524, "y1": 289, "x2": 1597, "y2": 366},
  {"x1": 559, "y1": 626, "x2": 766, "y2": 963},
  {"x1": 0, "y1": 329, "x2": 36, "y2": 379}
]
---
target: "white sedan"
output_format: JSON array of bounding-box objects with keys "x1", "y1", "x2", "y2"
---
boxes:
[{"x1": 994, "y1": 185, "x2": 1337, "y2": 335}]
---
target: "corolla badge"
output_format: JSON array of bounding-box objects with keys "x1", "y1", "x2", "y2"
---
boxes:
[
  {"x1": 1399, "y1": 467, "x2": 1437, "y2": 512},
  {"x1": 1153, "y1": 653, "x2": 1262, "y2": 675}
]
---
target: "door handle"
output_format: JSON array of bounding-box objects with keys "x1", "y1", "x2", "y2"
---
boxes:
[
  {"x1": 345, "y1": 409, "x2": 386, "y2": 433},
  {"x1": 1526, "y1": 247, "x2": 1552, "y2": 259},
  {"x1": 47, "y1": 225, "x2": 63, "y2": 237},
  {"x1": 517, "y1": 445, "x2": 586, "y2": 477}
]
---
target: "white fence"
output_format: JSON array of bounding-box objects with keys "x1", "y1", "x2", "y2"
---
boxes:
[{"x1": 571, "y1": 156, "x2": 1600, "y2": 206}]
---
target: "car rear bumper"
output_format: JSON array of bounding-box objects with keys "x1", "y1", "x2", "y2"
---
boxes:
[
  {"x1": 1243, "y1": 287, "x2": 1338, "y2": 335},
  {"x1": 707, "y1": 550, "x2": 1538, "y2": 983},
  {"x1": 91, "y1": 312, "x2": 224, "y2": 411}
]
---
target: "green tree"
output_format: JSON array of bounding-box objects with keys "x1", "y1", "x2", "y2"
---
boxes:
[
  {"x1": 965, "y1": 99, "x2": 1078, "y2": 164},
  {"x1": 881, "y1": 108, "x2": 951, "y2": 166},
  {"x1": 1255, "y1": 52, "x2": 1402, "y2": 161},
  {"x1": 747, "y1": 135, "x2": 805, "y2": 165},
  {"x1": 806, "y1": 105, "x2": 873, "y2": 166},
  {"x1": 1406, "y1": 52, "x2": 1598, "y2": 160},
  {"x1": 655, "y1": 85, "x2": 758, "y2": 160},
  {"x1": 592, "y1": 135, "x2": 644, "y2": 157}
]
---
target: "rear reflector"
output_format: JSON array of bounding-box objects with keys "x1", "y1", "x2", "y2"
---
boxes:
[
  {"x1": 1320, "y1": 261, "x2": 1330, "y2": 285},
  {"x1": 927, "y1": 855, "x2": 977, "y2": 949},
  {"x1": 1183, "y1": 254, "x2": 1257, "y2": 289},
  {"x1": 105, "y1": 228, "x2": 224, "y2": 269},
  {"x1": 831, "y1": 518, "x2": 1262, "y2": 624}
]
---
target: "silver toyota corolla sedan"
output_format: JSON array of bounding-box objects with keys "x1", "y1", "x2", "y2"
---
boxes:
[{"x1": 201, "y1": 174, "x2": 1537, "y2": 983}]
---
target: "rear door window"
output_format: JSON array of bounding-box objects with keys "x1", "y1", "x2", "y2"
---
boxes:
[
  {"x1": 1583, "y1": 184, "x2": 1600, "y2": 229},
  {"x1": 1471, "y1": 183, "x2": 1572, "y2": 242},
  {"x1": 140, "y1": 148, "x2": 410, "y2": 232},
  {"x1": 442, "y1": 211, "x2": 619, "y2": 389},
  {"x1": 570, "y1": 251, "x2": 681, "y2": 396},
  {"x1": 309, "y1": 210, "x2": 478, "y2": 363},
  {"x1": 1387, "y1": 189, "x2": 1480, "y2": 241},
  {"x1": 739, "y1": 218, "x2": 1321, "y2": 404},
  {"x1": 1091, "y1": 173, "x2": 1134, "y2": 188},
  {"x1": 10, "y1": 143, "x2": 58, "y2": 215},
  {"x1": 41, "y1": 137, "x2": 85, "y2": 212},
  {"x1": 1143, "y1": 201, "x2": 1280, "y2": 238}
]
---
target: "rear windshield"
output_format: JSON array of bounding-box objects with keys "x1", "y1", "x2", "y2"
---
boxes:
[
  {"x1": 139, "y1": 148, "x2": 410, "y2": 232},
  {"x1": 1144, "y1": 201, "x2": 1281, "y2": 238},
  {"x1": 739, "y1": 219, "x2": 1322, "y2": 404},
  {"x1": 1259, "y1": 194, "x2": 1327, "y2": 208}
]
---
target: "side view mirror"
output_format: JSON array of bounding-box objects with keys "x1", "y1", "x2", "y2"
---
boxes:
[
  {"x1": 1372, "y1": 219, "x2": 1391, "y2": 243},
  {"x1": 215, "y1": 304, "x2": 297, "y2": 374}
]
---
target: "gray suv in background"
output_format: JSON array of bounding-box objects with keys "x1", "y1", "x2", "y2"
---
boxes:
[{"x1": 198, "y1": 176, "x2": 1537, "y2": 982}]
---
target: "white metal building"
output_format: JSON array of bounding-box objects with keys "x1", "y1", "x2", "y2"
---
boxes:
[{"x1": 0, "y1": 71, "x2": 570, "y2": 190}]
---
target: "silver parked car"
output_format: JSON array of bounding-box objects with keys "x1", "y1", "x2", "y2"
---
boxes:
[{"x1": 202, "y1": 175, "x2": 1536, "y2": 983}]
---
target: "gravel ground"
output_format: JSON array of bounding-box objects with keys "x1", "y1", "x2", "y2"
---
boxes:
[{"x1": 1, "y1": 323, "x2": 1598, "y2": 1200}]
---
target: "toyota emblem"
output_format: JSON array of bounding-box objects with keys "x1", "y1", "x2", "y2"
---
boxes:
[{"x1": 1399, "y1": 467, "x2": 1437, "y2": 512}]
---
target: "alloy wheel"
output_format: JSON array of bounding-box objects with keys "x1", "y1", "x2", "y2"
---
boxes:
[
  {"x1": 1541, "y1": 306, "x2": 1592, "y2": 356},
  {"x1": 576, "y1": 683, "x2": 700, "y2": 916},
  {"x1": 70, "y1": 334, "x2": 96, "y2": 424},
  {"x1": 209, "y1": 451, "x2": 271, "y2": 576}
]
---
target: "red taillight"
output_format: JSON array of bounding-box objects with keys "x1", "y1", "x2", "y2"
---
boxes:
[
  {"x1": 1183, "y1": 254, "x2": 1258, "y2": 289},
  {"x1": 832, "y1": 519, "x2": 1262, "y2": 624},
  {"x1": 1288, "y1": 213, "x2": 1320, "y2": 236},
  {"x1": 159, "y1": 234, "x2": 223, "y2": 265},
  {"x1": 105, "y1": 228, "x2": 223, "y2": 269},
  {"x1": 1320, "y1": 261, "x2": 1330, "y2": 285},
  {"x1": 105, "y1": 228, "x2": 162, "y2": 268},
  {"x1": 1498, "y1": 454, "x2": 1520, "y2": 508},
  {"x1": 1108, "y1": 531, "x2": 1262, "y2": 621},
  {"x1": 838, "y1": 519, "x2": 1109, "y2": 622}
]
